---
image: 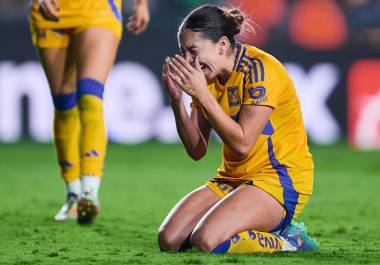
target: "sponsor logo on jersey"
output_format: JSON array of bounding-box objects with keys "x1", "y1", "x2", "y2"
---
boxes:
[{"x1": 248, "y1": 86, "x2": 268, "y2": 105}]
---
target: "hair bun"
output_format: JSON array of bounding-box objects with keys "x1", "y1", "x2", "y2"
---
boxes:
[{"x1": 226, "y1": 8, "x2": 245, "y2": 35}]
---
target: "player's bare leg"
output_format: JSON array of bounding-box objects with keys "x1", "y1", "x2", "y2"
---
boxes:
[
  {"x1": 190, "y1": 185, "x2": 285, "y2": 252},
  {"x1": 158, "y1": 186, "x2": 220, "y2": 251},
  {"x1": 38, "y1": 42, "x2": 80, "y2": 221},
  {"x1": 72, "y1": 27, "x2": 119, "y2": 224}
]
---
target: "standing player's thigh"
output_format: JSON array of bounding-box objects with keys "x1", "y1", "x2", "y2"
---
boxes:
[
  {"x1": 190, "y1": 185, "x2": 284, "y2": 252},
  {"x1": 158, "y1": 185, "x2": 220, "y2": 251},
  {"x1": 72, "y1": 28, "x2": 120, "y2": 82},
  {"x1": 38, "y1": 44, "x2": 77, "y2": 94}
]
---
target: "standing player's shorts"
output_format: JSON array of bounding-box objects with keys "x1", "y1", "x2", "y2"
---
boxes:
[
  {"x1": 206, "y1": 176, "x2": 311, "y2": 233},
  {"x1": 29, "y1": 0, "x2": 123, "y2": 48}
]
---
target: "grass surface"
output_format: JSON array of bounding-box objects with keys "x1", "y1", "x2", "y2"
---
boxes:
[{"x1": 0, "y1": 141, "x2": 379, "y2": 264}]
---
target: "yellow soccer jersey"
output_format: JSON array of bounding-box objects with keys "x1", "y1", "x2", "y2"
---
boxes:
[{"x1": 195, "y1": 43, "x2": 314, "y2": 195}]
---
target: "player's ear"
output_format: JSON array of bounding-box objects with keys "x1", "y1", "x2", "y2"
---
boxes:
[{"x1": 217, "y1": 36, "x2": 229, "y2": 56}]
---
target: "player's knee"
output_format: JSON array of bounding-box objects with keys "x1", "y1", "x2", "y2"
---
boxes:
[
  {"x1": 77, "y1": 78, "x2": 104, "y2": 109},
  {"x1": 52, "y1": 92, "x2": 77, "y2": 111},
  {"x1": 190, "y1": 228, "x2": 216, "y2": 253},
  {"x1": 157, "y1": 227, "x2": 181, "y2": 252},
  {"x1": 77, "y1": 95, "x2": 102, "y2": 113}
]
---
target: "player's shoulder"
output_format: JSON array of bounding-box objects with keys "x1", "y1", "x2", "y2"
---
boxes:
[{"x1": 237, "y1": 43, "x2": 287, "y2": 77}]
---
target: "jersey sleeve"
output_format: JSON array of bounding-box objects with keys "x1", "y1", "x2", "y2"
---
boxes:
[{"x1": 241, "y1": 57, "x2": 287, "y2": 109}]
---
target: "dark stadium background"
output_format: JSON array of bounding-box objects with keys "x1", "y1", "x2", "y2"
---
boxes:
[
  {"x1": 1, "y1": 0, "x2": 379, "y2": 147},
  {"x1": 0, "y1": 1, "x2": 379, "y2": 264}
]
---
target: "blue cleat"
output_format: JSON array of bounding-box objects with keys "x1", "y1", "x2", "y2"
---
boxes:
[{"x1": 280, "y1": 221, "x2": 319, "y2": 251}]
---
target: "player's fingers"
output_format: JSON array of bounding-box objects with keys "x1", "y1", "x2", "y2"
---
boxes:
[
  {"x1": 39, "y1": 3, "x2": 50, "y2": 20},
  {"x1": 45, "y1": 1, "x2": 60, "y2": 20},
  {"x1": 168, "y1": 71, "x2": 185, "y2": 89},
  {"x1": 41, "y1": 1, "x2": 59, "y2": 21},
  {"x1": 174, "y1": 54, "x2": 195, "y2": 73},
  {"x1": 169, "y1": 59, "x2": 187, "y2": 82},
  {"x1": 133, "y1": 24, "x2": 146, "y2": 35},
  {"x1": 133, "y1": 19, "x2": 148, "y2": 35},
  {"x1": 127, "y1": 24, "x2": 136, "y2": 33},
  {"x1": 167, "y1": 74, "x2": 179, "y2": 90},
  {"x1": 51, "y1": 0, "x2": 60, "y2": 11},
  {"x1": 162, "y1": 73, "x2": 171, "y2": 90},
  {"x1": 171, "y1": 57, "x2": 191, "y2": 78},
  {"x1": 40, "y1": 4, "x2": 56, "y2": 21},
  {"x1": 163, "y1": 57, "x2": 169, "y2": 75},
  {"x1": 162, "y1": 59, "x2": 171, "y2": 85},
  {"x1": 127, "y1": 16, "x2": 137, "y2": 33},
  {"x1": 195, "y1": 56, "x2": 202, "y2": 71}
]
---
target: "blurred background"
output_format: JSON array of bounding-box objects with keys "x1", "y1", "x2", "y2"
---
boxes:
[{"x1": 0, "y1": 0, "x2": 379, "y2": 148}]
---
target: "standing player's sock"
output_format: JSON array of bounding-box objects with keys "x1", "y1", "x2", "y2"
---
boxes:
[
  {"x1": 77, "y1": 78, "x2": 107, "y2": 181},
  {"x1": 52, "y1": 92, "x2": 81, "y2": 192},
  {"x1": 76, "y1": 78, "x2": 106, "y2": 224},
  {"x1": 66, "y1": 179, "x2": 81, "y2": 196},
  {"x1": 212, "y1": 230, "x2": 296, "y2": 254},
  {"x1": 81, "y1": 175, "x2": 101, "y2": 200},
  {"x1": 52, "y1": 92, "x2": 81, "y2": 221}
]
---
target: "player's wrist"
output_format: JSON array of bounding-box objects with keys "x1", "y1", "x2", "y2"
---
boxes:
[
  {"x1": 195, "y1": 89, "x2": 212, "y2": 109},
  {"x1": 169, "y1": 95, "x2": 183, "y2": 107}
]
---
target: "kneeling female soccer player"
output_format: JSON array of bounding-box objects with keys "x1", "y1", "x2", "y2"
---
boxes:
[{"x1": 158, "y1": 5, "x2": 318, "y2": 253}]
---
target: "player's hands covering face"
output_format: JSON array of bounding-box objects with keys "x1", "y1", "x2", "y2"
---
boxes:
[
  {"x1": 167, "y1": 55, "x2": 209, "y2": 101},
  {"x1": 162, "y1": 57, "x2": 183, "y2": 101}
]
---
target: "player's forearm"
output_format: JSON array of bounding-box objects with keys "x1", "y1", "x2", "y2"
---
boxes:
[
  {"x1": 134, "y1": 0, "x2": 148, "y2": 11},
  {"x1": 198, "y1": 93, "x2": 250, "y2": 158},
  {"x1": 171, "y1": 99, "x2": 207, "y2": 160}
]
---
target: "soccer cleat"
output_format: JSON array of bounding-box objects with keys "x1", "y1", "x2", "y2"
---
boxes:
[
  {"x1": 77, "y1": 192, "x2": 99, "y2": 224},
  {"x1": 280, "y1": 221, "x2": 319, "y2": 251},
  {"x1": 54, "y1": 192, "x2": 78, "y2": 221}
]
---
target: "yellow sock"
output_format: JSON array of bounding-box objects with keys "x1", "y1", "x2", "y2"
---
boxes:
[
  {"x1": 77, "y1": 78, "x2": 107, "y2": 178},
  {"x1": 213, "y1": 230, "x2": 294, "y2": 254},
  {"x1": 52, "y1": 93, "x2": 80, "y2": 183}
]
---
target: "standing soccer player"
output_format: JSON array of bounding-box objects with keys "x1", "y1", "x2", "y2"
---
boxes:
[
  {"x1": 159, "y1": 5, "x2": 318, "y2": 253},
  {"x1": 29, "y1": 0, "x2": 149, "y2": 224}
]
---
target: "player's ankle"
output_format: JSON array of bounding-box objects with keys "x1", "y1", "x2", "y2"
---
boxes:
[{"x1": 80, "y1": 175, "x2": 101, "y2": 200}]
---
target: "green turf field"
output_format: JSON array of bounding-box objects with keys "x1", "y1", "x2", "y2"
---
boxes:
[{"x1": 0, "y1": 141, "x2": 379, "y2": 264}]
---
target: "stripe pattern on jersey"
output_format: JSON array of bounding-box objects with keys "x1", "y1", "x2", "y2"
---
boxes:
[{"x1": 234, "y1": 43, "x2": 265, "y2": 88}]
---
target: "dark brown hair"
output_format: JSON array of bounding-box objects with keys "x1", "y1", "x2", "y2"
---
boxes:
[{"x1": 179, "y1": 5, "x2": 245, "y2": 46}]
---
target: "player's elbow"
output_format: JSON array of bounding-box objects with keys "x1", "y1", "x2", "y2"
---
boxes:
[
  {"x1": 232, "y1": 144, "x2": 252, "y2": 159},
  {"x1": 187, "y1": 149, "x2": 206, "y2": 161},
  {"x1": 186, "y1": 142, "x2": 207, "y2": 161}
]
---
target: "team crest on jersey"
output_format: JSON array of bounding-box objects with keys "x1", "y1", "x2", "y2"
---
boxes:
[
  {"x1": 248, "y1": 86, "x2": 268, "y2": 105},
  {"x1": 227, "y1": 86, "x2": 241, "y2": 107}
]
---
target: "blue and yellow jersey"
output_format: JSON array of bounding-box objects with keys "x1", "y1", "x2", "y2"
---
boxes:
[
  {"x1": 29, "y1": 0, "x2": 123, "y2": 47},
  {"x1": 197, "y1": 43, "x2": 314, "y2": 197}
]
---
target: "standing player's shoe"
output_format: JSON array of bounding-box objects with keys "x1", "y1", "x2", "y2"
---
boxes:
[
  {"x1": 280, "y1": 221, "x2": 319, "y2": 251},
  {"x1": 77, "y1": 192, "x2": 99, "y2": 224},
  {"x1": 54, "y1": 192, "x2": 78, "y2": 221}
]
